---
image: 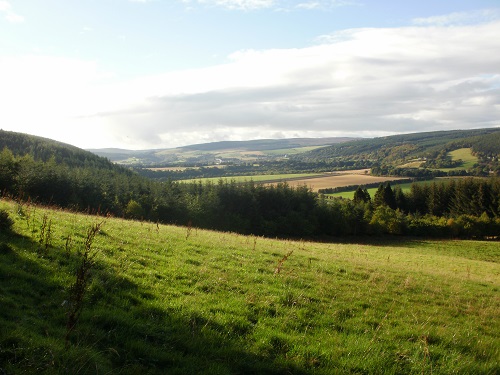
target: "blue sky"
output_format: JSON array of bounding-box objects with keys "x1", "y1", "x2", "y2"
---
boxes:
[{"x1": 1, "y1": 0, "x2": 499, "y2": 149}]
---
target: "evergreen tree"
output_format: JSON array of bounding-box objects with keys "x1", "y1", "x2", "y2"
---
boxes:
[{"x1": 353, "y1": 186, "x2": 370, "y2": 204}]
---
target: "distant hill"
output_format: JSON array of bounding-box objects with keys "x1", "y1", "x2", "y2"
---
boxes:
[
  {"x1": 294, "y1": 128, "x2": 500, "y2": 175},
  {"x1": 179, "y1": 137, "x2": 355, "y2": 151},
  {"x1": 88, "y1": 137, "x2": 357, "y2": 165},
  {"x1": 297, "y1": 128, "x2": 500, "y2": 160}
]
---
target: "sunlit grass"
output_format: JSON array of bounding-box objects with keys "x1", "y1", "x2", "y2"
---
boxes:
[
  {"x1": 1, "y1": 199, "x2": 499, "y2": 374},
  {"x1": 326, "y1": 181, "x2": 421, "y2": 199},
  {"x1": 448, "y1": 148, "x2": 479, "y2": 170},
  {"x1": 179, "y1": 173, "x2": 322, "y2": 183}
]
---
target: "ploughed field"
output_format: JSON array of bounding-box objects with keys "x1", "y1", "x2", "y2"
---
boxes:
[{"x1": 0, "y1": 199, "x2": 498, "y2": 374}]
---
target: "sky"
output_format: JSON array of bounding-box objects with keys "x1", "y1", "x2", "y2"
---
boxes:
[{"x1": 1, "y1": 0, "x2": 499, "y2": 150}]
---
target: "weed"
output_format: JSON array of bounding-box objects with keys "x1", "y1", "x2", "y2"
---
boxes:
[
  {"x1": 65, "y1": 234, "x2": 73, "y2": 258},
  {"x1": 65, "y1": 220, "x2": 105, "y2": 347},
  {"x1": 274, "y1": 250, "x2": 293, "y2": 274},
  {"x1": 420, "y1": 335, "x2": 432, "y2": 375},
  {"x1": 185, "y1": 220, "x2": 193, "y2": 240},
  {"x1": 37, "y1": 214, "x2": 52, "y2": 255}
]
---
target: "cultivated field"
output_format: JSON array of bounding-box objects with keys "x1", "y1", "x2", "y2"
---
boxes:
[
  {"x1": 180, "y1": 170, "x2": 407, "y2": 192},
  {"x1": 1, "y1": 199, "x2": 498, "y2": 374},
  {"x1": 268, "y1": 170, "x2": 407, "y2": 192}
]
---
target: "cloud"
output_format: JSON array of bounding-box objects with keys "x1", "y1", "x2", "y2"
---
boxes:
[
  {"x1": 412, "y1": 9, "x2": 500, "y2": 26},
  {"x1": 0, "y1": 0, "x2": 24, "y2": 23},
  {"x1": 194, "y1": 0, "x2": 275, "y2": 10},
  {"x1": 1, "y1": 16, "x2": 500, "y2": 149},
  {"x1": 296, "y1": 0, "x2": 357, "y2": 11},
  {"x1": 193, "y1": 0, "x2": 354, "y2": 11}
]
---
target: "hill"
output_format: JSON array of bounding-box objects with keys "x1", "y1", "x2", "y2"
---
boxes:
[
  {"x1": 0, "y1": 200, "x2": 499, "y2": 374},
  {"x1": 0, "y1": 129, "x2": 145, "y2": 213},
  {"x1": 0, "y1": 129, "x2": 116, "y2": 169},
  {"x1": 295, "y1": 128, "x2": 500, "y2": 176},
  {"x1": 88, "y1": 137, "x2": 357, "y2": 165}
]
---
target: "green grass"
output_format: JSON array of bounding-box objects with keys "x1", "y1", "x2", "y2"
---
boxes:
[
  {"x1": 448, "y1": 148, "x2": 478, "y2": 170},
  {"x1": 179, "y1": 173, "x2": 322, "y2": 184},
  {"x1": 326, "y1": 180, "x2": 424, "y2": 199},
  {"x1": 262, "y1": 146, "x2": 327, "y2": 156},
  {"x1": 1, "y1": 199, "x2": 499, "y2": 374}
]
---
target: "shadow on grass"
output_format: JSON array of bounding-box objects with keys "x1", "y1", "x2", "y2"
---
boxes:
[
  {"x1": 0, "y1": 232, "x2": 309, "y2": 375},
  {"x1": 302, "y1": 234, "x2": 436, "y2": 248}
]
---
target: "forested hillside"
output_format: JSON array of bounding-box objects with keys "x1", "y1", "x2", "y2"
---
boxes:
[
  {"x1": 296, "y1": 128, "x2": 500, "y2": 176},
  {"x1": 0, "y1": 130, "x2": 116, "y2": 169},
  {"x1": 1, "y1": 130, "x2": 499, "y2": 239}
]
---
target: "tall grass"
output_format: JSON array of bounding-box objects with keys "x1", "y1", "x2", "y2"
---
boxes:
[{"x1": 0, "y1": 199, "x2": 498, "y2": 374}]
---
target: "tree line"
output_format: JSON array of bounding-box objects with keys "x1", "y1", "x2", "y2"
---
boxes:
[{"x1": 1, "y1": 146, "x2": 499, "y2": 239}]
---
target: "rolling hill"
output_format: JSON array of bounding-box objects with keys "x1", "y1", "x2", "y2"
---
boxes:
[
  {"x1": 295, "y1": 128, "x2": 500, "y2": 169},
  {"x1": 88, "y1": 137, "x2": 357, "y2": 165}
]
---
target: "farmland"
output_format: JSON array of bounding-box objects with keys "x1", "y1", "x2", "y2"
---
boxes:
[
  {"x1": 180, "y1": 170, "x2": 408, "y2": 192},
  {"x1": 1, "y1": 199, "x2": 499, "y2": 374},
  {"x1": 179, "y1": 172, "x2": 323, "y2": 184},
  {"x1": 270, "y1": 171, "x2": 408, "y2": 192}
]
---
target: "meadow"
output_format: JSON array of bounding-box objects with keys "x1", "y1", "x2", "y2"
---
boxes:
[
  {"x1": 327, "y1": 180, "x2": 433, "y2": 199},
  {"x1": 447, "y1": 148, "x2": 479, "y2": 171},
  {"x1": 179, "y1": 173, "x2": 323, "y2": 184},
  {"x1": 0, "y1": 199, "x2": 499, "y2": 374}
]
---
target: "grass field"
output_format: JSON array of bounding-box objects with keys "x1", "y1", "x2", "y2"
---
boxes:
[
  {"x1": 327, "y1": 180, "x2": 431, "y2": 199},
  {"x1": 261, "y1": 146, "x2": 327, "y2": 156},
  {"x1": 447, "y1": 148, "x2": 478, "y2": 170},
  {"x1": 179, "y1": 173, "x2": 323, "y2": 184},
  {"x1": 1, "y1": 199, "x2": 499, "y2": 374}
]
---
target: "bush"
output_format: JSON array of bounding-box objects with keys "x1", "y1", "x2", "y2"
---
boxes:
[{"x1": 0, "y1": 208, "x2": 14, "y2": 232}]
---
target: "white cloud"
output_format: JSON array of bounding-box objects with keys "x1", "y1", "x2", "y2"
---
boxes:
[
  {"x1": 198, "y1": 0, "x2": 275, "y2": 10},
  {"x1": 0, "y1": 0, "x2": 24, "y2": 23},
  {"x1": 412, "y1": 9, "x2": 500, "y2": 26},
  {"x1": 1, "y1": 17, "x2": 500, "y2": 149},
  {"x1": 296, "y1": 0, "x2": 356, "y2": 11},
  {"x1": 194, "y1": 0, "x2": 353, "y2": 11}
]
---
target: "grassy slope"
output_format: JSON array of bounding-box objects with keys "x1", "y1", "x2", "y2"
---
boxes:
[
  {"x1": 447, "y1": 148, "x2": 479, "y2": 170},
  {"x1": 0, "y1": 200, "x2": 499, "y2": 374}
]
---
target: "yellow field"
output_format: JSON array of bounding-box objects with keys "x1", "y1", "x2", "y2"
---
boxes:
[{"x1": 266, "y1": 170, "x2": 407, "y2": 192}]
